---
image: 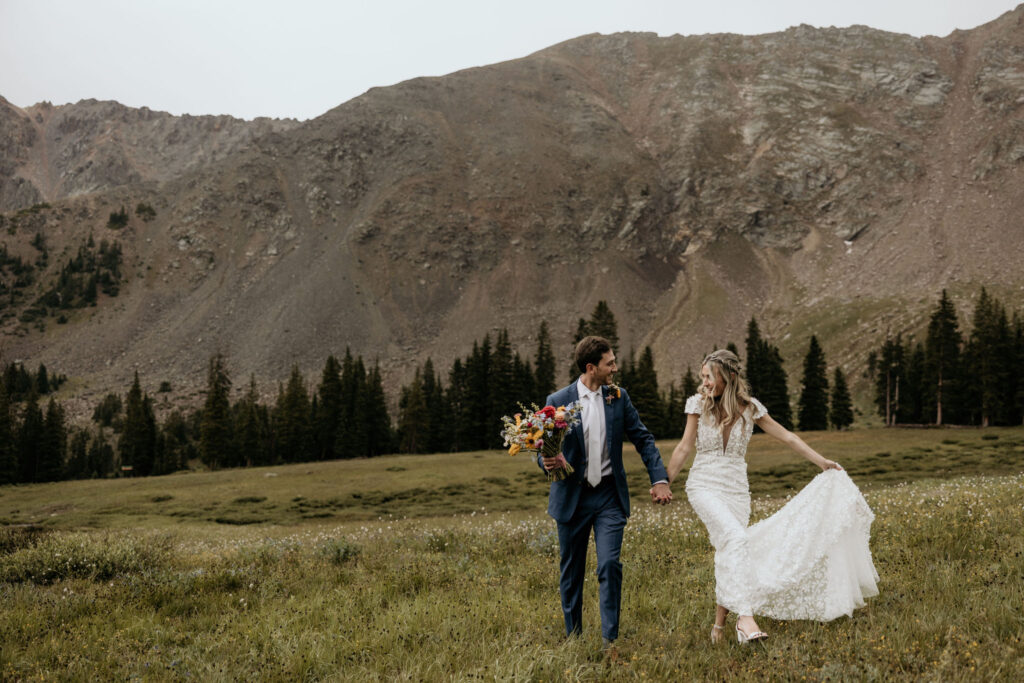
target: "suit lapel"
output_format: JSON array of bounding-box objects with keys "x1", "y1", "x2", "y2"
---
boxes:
[
  {"x1": 565, "y1": 383, "x2": 584, "y2": 455},
  {"x1": 602, "y1": 386, "x2": 614, "y2": 454}
]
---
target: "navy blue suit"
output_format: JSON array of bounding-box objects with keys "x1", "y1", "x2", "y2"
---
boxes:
[{"x1": 538, "y1": 381, "x2": 668, "y2": 640}]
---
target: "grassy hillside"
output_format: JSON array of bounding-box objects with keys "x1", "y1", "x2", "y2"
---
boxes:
[
  {"x1": 1, "y1": 427, "x2": 1023, "y2": 680},
  {"x1": 1, "y1": 427, "x2": 1021, "y2": 529}
]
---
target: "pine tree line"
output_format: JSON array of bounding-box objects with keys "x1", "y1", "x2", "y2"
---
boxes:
[
  {"x1": 2, "y1": 361, "x2": 67, "y2": 402},
  {"x1": 395, "y1": 305, "x2": 706, "y2": 453},
  {"x1": 0, "y1": 350, "x2": 394, "y2": 484},
  {"x1": 2, "y1": 289, "x2": 1019, "y2": 484},
  {"x1": 36, "y1": 235, "x2": 123, "y2": 310},
  {"x1": 870, "y1": 287, "x2": 1024, "y2": 426},
  {"x1": 195, "y1": 350, "x2": 393, "y2": 469}
]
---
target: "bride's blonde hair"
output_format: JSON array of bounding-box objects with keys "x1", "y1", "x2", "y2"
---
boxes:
[{"x1": 700, "y1": 349, "x2": 753, "y2": 431}]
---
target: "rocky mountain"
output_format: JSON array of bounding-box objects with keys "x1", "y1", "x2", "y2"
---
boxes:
[
  {"x1": 0, "y1": 97, "x2": 300, "y2": 211},
  {"x1": 1, "y1": 6, "x2": 1023, "y2": 417}
]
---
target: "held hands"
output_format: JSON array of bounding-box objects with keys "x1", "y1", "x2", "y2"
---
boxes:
[
  {"x1": 649, "y1": 482, "x2": 672, "y2": 505},
  {"x1": 542, "y1": 453, "x2": 569, "y2": 472}
]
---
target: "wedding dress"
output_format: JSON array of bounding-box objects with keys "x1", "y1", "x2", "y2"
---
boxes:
[{"x1": 684, "y1": 395, "x2": 879, "y2": 620}]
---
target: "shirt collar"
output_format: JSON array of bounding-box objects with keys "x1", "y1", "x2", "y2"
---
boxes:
[{"x1": 576, "y1": 376, "x2": 602, "y2": 401}]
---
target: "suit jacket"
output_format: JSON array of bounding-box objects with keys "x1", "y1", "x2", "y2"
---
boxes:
[{"x1": 538, "y1": 381, "x2": 668, "y2": 524}]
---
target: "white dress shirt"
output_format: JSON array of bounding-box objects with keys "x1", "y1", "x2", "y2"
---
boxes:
[
  {"x1": 576, "y1": 376, "x2": 668, "y2": 487},
  {"x1": 577, "y1": 377, "x2": 611, "y2": 478}
]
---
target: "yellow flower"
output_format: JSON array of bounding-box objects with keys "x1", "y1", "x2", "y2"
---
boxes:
[{"x1": 508, "y1": 444, "x2": 521, "y2": 456}]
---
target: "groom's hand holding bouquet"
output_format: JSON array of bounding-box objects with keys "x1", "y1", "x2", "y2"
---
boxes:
[{"x1": 500, "y1": 403, "x2": 582, "y2": 481}]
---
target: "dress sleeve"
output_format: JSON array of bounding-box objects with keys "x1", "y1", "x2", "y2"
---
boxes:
[
  {"x1": 684, "y1": 394, "x2": 702, "y2": 415},
  {"x1": 750, "y1": 397, "x2": 768, "y2": 420}
]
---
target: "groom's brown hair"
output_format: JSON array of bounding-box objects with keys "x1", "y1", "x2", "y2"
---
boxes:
[{"x1": 575, "y1": 336, "x2": 612, "y2": 374}]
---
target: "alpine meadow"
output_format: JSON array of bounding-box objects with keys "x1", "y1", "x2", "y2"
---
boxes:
[{"x1": 3, "y1": 3, "x2": 1024, "y2": 681}]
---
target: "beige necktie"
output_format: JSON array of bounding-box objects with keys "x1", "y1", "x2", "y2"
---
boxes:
[{"x1": 586, "y1": 391, "x2": 603, "y2": 486}]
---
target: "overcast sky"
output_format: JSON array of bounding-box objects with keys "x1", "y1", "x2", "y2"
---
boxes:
[{"x1": 1, "y1": 0, "x2": 1020, "y2": 121}]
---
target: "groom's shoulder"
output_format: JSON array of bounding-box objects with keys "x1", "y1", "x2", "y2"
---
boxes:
[{"x1": 550, "y1": 383, "x2": 575, "y2": 400}]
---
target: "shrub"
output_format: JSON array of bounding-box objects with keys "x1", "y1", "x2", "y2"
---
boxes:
[
  {"x1": 233, "y1": 496, "x2": 267, "y2": 504},
  {"x1": 107, "y1": 206, "x2": 129, "y2": 229},
  {"x1": 135, "y1": 203, "x2": 156, "y2": 222},
  {"x1": 0, "y1": 525, "x2": 48, "y2": 556},
  {"x1": 0, "y1": 532, "x2": 169, "y2": 584},
  {"x1": 317, "y1": 538, "x2": 361, "y2": 565}
]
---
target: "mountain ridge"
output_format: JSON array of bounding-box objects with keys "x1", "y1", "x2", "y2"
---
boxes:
[{"x1": 1, "y1": 6, "x2": 1023, "y2": 417}]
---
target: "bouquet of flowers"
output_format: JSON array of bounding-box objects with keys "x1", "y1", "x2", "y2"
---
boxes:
[{"x1": 500, "y1": 402, "x2": 582, "y2": 481}]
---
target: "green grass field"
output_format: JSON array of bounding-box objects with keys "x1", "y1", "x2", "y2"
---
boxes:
[{"x1": 1, "y1": 427, "x2": 1023, "y2": 680}]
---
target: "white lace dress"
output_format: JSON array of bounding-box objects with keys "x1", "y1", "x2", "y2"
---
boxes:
[{"x1": 684, "y1": 394, "x2": 879, "y2": 621}]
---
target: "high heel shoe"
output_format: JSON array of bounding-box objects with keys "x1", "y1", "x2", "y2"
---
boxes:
[
  {"x1": 735, "y1": 625, "x2": 768, "y2": 643},
  {"x1": 710, "y1": 624, "x2": 725, "y2": 644}
]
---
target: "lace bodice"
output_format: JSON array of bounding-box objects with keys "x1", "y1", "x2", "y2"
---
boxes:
[{"x1": 685, "y1": 394, "x2": 768, "y2": 461}]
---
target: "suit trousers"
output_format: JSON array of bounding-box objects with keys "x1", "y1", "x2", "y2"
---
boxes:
[{"x1": 556, "y1": 476, "x2": 627, "y2": 640}]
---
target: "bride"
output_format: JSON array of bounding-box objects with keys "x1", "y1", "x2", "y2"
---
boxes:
[{"x1": 666, "y1": 349, "x2": 878, "y2": 644}]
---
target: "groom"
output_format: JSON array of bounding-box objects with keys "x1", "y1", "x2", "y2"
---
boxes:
[{"x1": 539, "y1": 335, "x2": 672, "y2": 648}]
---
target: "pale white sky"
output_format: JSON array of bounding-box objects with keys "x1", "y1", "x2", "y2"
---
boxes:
[{"x1": 1, "y1": 0, "x2": 1020, "y2": 121}]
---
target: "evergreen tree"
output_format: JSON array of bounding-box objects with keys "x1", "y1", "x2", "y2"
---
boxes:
[
  {"x1": 66, "y1": 427, "x2": 90, "y2": 479},
  {"x1": 569, "y1": 317, "x2": 589, "y2": 381},
  {"x1": 121, "y1": 372, "x2": 157, "y2": 476},
  {"x1": 234, "y1": 375, "x2": 269, "y2": 467},
  {"x1": 36, "y1": 363, "x2": 50, "y2": 394},
  {"x1": 0, "y1": 380, "x2": 15, "y2": 484},
  {"x1": 162, "y1": 410, "x2": 194, "y2": 472},
  {"x1": 38, "y1": 398, "x2": 66, "y2": 481},
  {"x1": 874, "y1": 335, "x2": 905, "y2": 426},
  {"x1": 617, "y1": 348, "x2": 635, "y2": 392},
  {"x1": 924, "y1": 290, "x2": 963, "y2": 425},
  {"x1": 315, "y1": 355, "x2": 343, "y2": 461},
  {"x1": 17, "y1": 390, "x2": 44, "y2": 482},
  {"x1": 798, "y1": 336, "x2": 830, "y2": 431},
  {"x1": 421, "y1": 358, "x2": 449, "y2": 453},
  {"x1": 335, "y1": 349, "x2": 367, "y2": 459},
  {"x1": 363, "y1": 362, "x2": 393, "y2": 456},
  {"x1": 745, "y1": 317, "x2": 766, "y2": 398},
  {"x1": 448, "y1": 359, "x2": 469, "y2": 452},
  {"x1": 663, "y1": 383, "x2": 686, "y2": 439},
  {"x1": 829, "y1": 367, "x2": 854, "y2": 430},
  {"x1": 903, "y1": 342, "x2": 926, "y2": 424},
  {"x1": 92, "y1": 392, "x2": 123, "y2": 429},
  {"x1": 200, "y1": 354, "x2": 234, "y2": 469},
  {"x1": 87, "y1": 429, "x2": 115, "y2": 478},
  {"x1": 588, "y1": 301, "x2": 619, "y2": 350},
  {"x1": 1014, "y1": 313, "x2": 1024, "y2": 426},
  {"x1": 681, "y1": 366, "x2": 699, "y2": 397},
  {"x1": 965, "y1": 288, "x2": 1012, "y2": 426},
  {"x1": 275, "y1": 365, "x2": 314, "y2": 462},
  {"x1": 152, "y1": 427, "x2": 170, "y2": 476},
  {"x1": 512, "y1": 352, "x2": 535, "y2": 411},
  {"x1": 489, "y1": 330, "x2": 516, "y2": 449},
  {"x1": 398, "y1": 367, "x2": 430, "y2": 453},
  {"x1": 464, "y1": 336, "x2": 492, "y2": 450},
  {"x1": 760, "y1": 346, "x2": 793, "y2": 430},
  {"x1": 534, "y1": 320, "x2": 556, "y2": 400},
  {"x1": 349, "y1": 356, "x2": 370, "y2": 456},
  {"x1": 630, "y1": 346, "x2": 665, "y2": 436}
]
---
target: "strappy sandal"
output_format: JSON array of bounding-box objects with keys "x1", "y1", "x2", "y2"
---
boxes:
[
  {"x1": 736, "y1": 625, "x2": 769, "y2": 643},
  {"x1": 710, "y1": 624, "x2": 725, "y2": 644}
]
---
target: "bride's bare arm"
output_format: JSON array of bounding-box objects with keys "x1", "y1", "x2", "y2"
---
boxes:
[
  {"x1": 754, "y1": 414, "x2": 842, "y2": 471},
  {"x1": 667, "y1": 414, "x2": 700, "y2": 483}
]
